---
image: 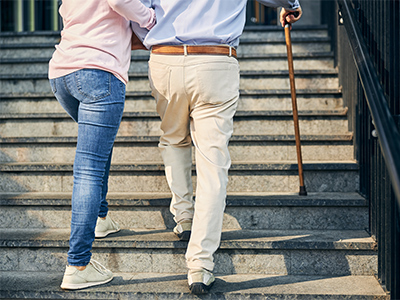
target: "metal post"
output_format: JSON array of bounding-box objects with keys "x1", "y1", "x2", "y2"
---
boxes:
[
  {"x1": 51, "y1": 0, "x2": 59, "y2": 31},
  {"x1": 27, "y1": 0, "x2": 35, "y2": 31},
  {"x1": 14, "y1": 0, "x2": 23, "y2": 32}
]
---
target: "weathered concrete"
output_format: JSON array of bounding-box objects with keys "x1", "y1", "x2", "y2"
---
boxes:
[
  {"x1": 0, "y1": 26, "x2": 381, "y2": 299},
  {"x1": 0, "y1": 191, "x2": 368, "y2": 230},
  {"x1": 0, "y1": 114, "x2": 349, "y2": 137},
  {"x1": 0, "y1": 162, "x2": 359, "y2": 193},
  {"x1": 0, "y1": 228, "x2": 377, "y2": 275},
  {"x1": 0, "y1": 272, "x2": 388, "y2": 299},
  {"x1": 0, "y1": 142, "x2": 354, "y2": 163},
  {"x1": 0, "y1": 93, "x2": 343, "y2": 114},
  {"x1": 0, "y1": 72, "x2": 339, "y2": 94}
]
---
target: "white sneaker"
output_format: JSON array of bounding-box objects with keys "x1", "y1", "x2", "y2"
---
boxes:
[
  {"x1": 188, "y1": 268, "x2": 215, "y2": 294},
  {"x1": 60, "y1": 260, "x2": 113, "y2": 290},
  {"x1": 173, "y1": 219, "x2": 192, "y2": 241},
  {"x1": 95, "y1": 215, "x2": 120, "y2": 238}
]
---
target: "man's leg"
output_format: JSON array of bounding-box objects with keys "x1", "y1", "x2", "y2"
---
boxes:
[
  {"x1": 184, "y1": 55, "x2": 240, "y2": 293},
  {"x1": 186, "y1": 95, "x2": 239, "y2": 271},
  {"x1": 148, "y1": 55, "x2": 195, "y2": 233}
]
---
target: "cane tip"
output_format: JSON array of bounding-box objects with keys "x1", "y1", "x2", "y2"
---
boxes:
[{"x1": 299, "y1": 186, "x2": 307, "y2": 196}]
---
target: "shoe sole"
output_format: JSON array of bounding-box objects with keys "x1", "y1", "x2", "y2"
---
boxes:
[
  {"x1": 95, "y1": 228, "x2": 120, "y2": 238},
  {"x1": 60, "y1": 276, "x2": 113, "y2": 290},
  {"x1": 189, "y1": 281, "x2": 214, "y2": 294},
  {"x1": 175, "y1": 230, "x2": 191, "y2": 241}
]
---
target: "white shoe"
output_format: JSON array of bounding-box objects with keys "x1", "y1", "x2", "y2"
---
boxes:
[
  {"x1": 188, "y1": 268, "x2": 215, "y2": 294},
  {"x1": 95, "y1": 215, "x2": 120, "y2": 238},
  {"x1": 60, "y1": 260, "x2": 113, "y2": 290}
]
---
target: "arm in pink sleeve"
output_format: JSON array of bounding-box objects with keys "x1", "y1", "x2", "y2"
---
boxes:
[{"x1": 107, "y1": 0, "x2": 156, "y2": 29}]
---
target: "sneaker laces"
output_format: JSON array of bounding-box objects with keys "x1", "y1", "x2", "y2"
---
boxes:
[{"x1": 89, "y1": 260, "x2": 109, "y2": 275}]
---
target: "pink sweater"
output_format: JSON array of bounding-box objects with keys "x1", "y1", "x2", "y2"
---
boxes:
[{"x1": 48, "y1": 0, "x2": 155, "y2": 84}]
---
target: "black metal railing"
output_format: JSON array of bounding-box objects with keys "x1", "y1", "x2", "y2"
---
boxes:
[
  {"x1": 0, "y1": 0, "x2": 61, "y2": 32},
  {"x1": 329, "y1": 0, "x2": 400, "y2": 298}
]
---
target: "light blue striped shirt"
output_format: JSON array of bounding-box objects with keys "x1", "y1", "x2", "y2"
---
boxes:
[{"x1": 132, "y1": 0, "x2": 300, "y2": 48}]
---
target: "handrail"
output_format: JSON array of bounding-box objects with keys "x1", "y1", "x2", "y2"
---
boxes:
[{"x1": 337, "y1": 0, "x2": 400, "y2": 209}]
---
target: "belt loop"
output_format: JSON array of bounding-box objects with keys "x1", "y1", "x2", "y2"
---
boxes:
[
  {"x1": 229, "y1": 46, "x2": 232, "y2": 57},
  {"x1": 183, "y1": 44, "x2": 188, "y2": 56}
]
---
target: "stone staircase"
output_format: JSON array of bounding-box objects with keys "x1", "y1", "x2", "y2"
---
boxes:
[{"x1": 0, "y1": 27, "x2": 388, "y2": 299}]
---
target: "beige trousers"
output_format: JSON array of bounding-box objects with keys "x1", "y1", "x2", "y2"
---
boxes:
[{"x1": 148, "y1": 53, "x2": 240, "y2": 272}]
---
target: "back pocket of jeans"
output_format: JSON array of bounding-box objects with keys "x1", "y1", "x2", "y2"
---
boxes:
[
  {"x1": 196, "y1": 63, "x2": 239, "y2": 105},
  {"x1": 75, "y1": 69, "x2": 111, "y2": 101}
]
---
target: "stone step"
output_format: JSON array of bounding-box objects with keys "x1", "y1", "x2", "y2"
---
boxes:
[
  {"x1": 237, "y1": 39, "x2": 331, "y2": 55},
  {"x1": 0, "y1": 192, "x2": 368, "y2": 231},
  {"x1": 0, "y1": 110, "x2": 349, "y2": 138},
  {"x1": 0, "y1": 53, "x2": 335, "y2": 75},
  {"x1": 0, "y1": 272, "x2": 387, "y2": 300},
  {"x1": 0, "y1": 228, "x2": 377, "y2": 276},
  {"x1": 241, "y1": 25, "x2": 330, "y2": 38},
  {"x1": 0, "y1": 162, "x2": 359, "y2": 193},
  {"x1": 0, "y1": 69, "x2": 339, "y2": 94},
  {"x1": 0, "y1": 134, "x2": 354, "y2": 163},
  {"x1": 238, "y1": 53, "x2": 334, "y2": 71},
  {"x1": 0, "y1": 37, "x2": 331, "y2": 59},
  {"x1": 0, "y1": 89, "x2": 344, "y2": 114},
  {"x1": 0, "y1": 32, "x2": 62, "y2": 45}
]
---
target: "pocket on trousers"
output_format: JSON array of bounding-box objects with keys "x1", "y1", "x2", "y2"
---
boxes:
[
  {"x1": 74, "y1": 69, "x2": 111, "y2": 102},
  {"x1": 196, "y1": 63, "x2": 239, "y2": 105},
  {"x1": 148, "y1": 61, "x2": 170, "y2": 100}
]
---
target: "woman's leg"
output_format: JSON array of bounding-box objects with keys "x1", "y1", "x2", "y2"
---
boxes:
[
  {"x1": 98, "y1": 150, "x2": 112, "y2": 218},
  {"x1": 51, "y1": 69, "x2": 125, "y2": 266}
]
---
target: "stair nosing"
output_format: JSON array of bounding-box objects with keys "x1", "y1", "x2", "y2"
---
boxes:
[
  {"x1": 0, "y1": 89, "x2": 343, "y2": 100},
  {"x1": 0, "y1": 228, "x2": 376, "y2": 251},
  {"x1": 0, "y1": 134, "x2": 354, "y2": 145},
  {"x1": 0, "y1": 69, "x2": 338, "y2": 80},
  {"x1": 0, "y1": 272, "x2": 387, "y2": 299},
  {"x1": 0, "y1": 109, "x2": 348, "y2": 121},
  {"x1": 0, "y1": 52, "x2": 335, "y2": 64},
  {"x1": 0, "y1": 161, "x2": 359, "y2": 172},
  {"x1": 0, "y1": 191, "x2": 367, "y2": 207}
]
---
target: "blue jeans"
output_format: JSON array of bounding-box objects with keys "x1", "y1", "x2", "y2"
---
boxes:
[{"x1": 49, "y1": 69, "x2": 125, "y2": 266}]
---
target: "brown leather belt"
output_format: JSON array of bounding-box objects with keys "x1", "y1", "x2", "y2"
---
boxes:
[{"x1": 151, "y1": 45, "x2": 237, "y2": 58}]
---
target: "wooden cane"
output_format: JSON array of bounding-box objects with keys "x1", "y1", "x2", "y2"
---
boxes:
[{"x1": 284, "y1": 23, "x2": 307, "y2": 196}]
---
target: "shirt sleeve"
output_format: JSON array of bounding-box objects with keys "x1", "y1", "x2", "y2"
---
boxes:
[
  {"x1": 131, "y1": 21, "x2": 149, "y2": 42},
  {"x1": 256, "y1": 0, "x2": 300, "y2": 10},
  {"x1": 107, "y1": 0, "x2": 156, "y2": 29}
]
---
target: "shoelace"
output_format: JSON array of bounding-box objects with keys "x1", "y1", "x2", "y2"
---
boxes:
[{"x1": 89, "y1": 259, "x2": 109, "y2": 275}]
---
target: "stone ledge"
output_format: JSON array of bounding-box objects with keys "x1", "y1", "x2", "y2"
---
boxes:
[
  {"x1": 0, "y1": 134, "x2": 353, "y2": 145},
  {"x1": 0, "y1": 228, "x2": 376, "y2": 251},
  {"x1": 0, "y1": 89, "x2": 343, "y2": 100},
  {"x1": 0, "y1": 272, "x2": 388, "y2": 299},
  {"x1": 0, "y1": 110, "x2": 348, "y2": 121},
  {"x1": 0, "y1": 161, "x2": 359, "y2": 172},
  {"x1": 0, "y1": 69, "x2": 339, "y2": 81},
  {"x1": 0, "y1": 192, "x2": 367, "y2": 207},
  {"x1": 0, "y1": 52, "x2": 335, "y2": 64},
  {"x1": 236, "y1": 36, "x2": 331, "y2": 44}
]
